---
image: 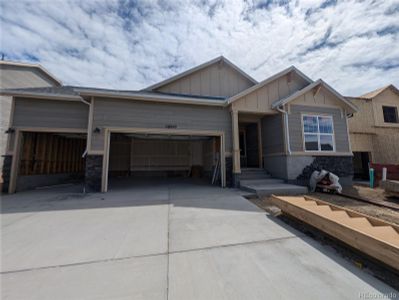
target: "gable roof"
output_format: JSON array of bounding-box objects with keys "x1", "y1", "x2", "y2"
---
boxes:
[
  {"x1": 144, "y1": 56, "x2": 257, "y2": 91},
  {"x1": 0, "y1": 60, "x2": 62, "y2": 87},
  {"x1": 360, "y1": 84, "x2": 399, "y2": 99},
  {"x1": 271, "y1": 79, "x2": 358, "y2": 113},
  {"x1": 227, "y1": 65, "x2": 313, "y2": 104}
]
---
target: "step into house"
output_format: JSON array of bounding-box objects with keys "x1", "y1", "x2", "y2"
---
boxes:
[{"x1": 239, "y1": 168, "x2": 308, "y2": 196}]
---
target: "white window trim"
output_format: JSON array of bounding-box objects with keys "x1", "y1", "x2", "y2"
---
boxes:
[{"x1": 302, "y1": 114, "x2": 335, "y2": 152}]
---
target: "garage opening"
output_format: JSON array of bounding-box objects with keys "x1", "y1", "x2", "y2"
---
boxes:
[
  {"x1": 107, "y1": 132, "x2": 223, "y2": 189},
  {"x1": 16, "y1": 132, "x2": 87, "y2": 191},
  {"x1": 353, "y1": 151, "x2": 370, "y2": 180}
]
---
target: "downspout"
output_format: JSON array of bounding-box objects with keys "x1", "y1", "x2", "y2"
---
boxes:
[
  {"x1": 276, "y1": 105, "x2": 291, "y2": 155},
  {"x1": 79, "y1": 96, "x2": 90, "y2": 158}
]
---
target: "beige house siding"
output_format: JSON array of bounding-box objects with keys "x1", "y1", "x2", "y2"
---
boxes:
[
  {"x1": 350, "y1": 133, "x2": 374, "y2": 153},
  {"x1": 372, "y1": 129, "x2": 399, "y2": 164},
  {"x1": 371, "y1": 89, "x2": 399, "y2": 128},
  {"x1": 347, "y1": 98, "x2": 375, "y2": 134},
  {"x1": 231, "y1": 72, "x2": 309, "y2": 113},
  {"x1": 291, "y1": 86, "x2": 345, "y2": 110},
  {"x1": 348, "y1": 87, "x2": 399, "y2": 164},
  {"x1": 0, "y1": 65, "x2": 59, "y2": 89},
  {"x1": 0, "y1": 64, "x2": 60, "y2": 178},
  {"x1": 156, "y1": 62, "x2": 254, "y2": 98}
]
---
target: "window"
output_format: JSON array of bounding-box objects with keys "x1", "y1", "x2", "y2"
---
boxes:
[
  {"x1": 382, "y1": 106, "x2": 398, "y2": 123},
  {"x1": 302, "y1": 115, "x2": 334, "y2": 152}
]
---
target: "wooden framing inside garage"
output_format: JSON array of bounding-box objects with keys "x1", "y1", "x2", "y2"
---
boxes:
[{"x1": 8, "y1": 127, "x2": 87, "y2": 193}]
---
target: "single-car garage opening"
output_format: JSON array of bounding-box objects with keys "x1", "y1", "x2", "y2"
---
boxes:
[
  {"x1": 107, "y1": 132, "x2": 224, "y2": 190},
  {"x1": 16, "y1": 132, "x2": 87, "y2": 191}
]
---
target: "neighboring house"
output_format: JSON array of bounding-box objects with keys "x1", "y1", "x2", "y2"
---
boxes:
[
  {"x1": 0, "y1": 60, "x2": 61, "y2": 184},
  {"x1": 347, "y1": 84, "x2": 399, "y2": 179},
  {"x1": 1, "y1": 56, "x2": 357, "y2": 193}
]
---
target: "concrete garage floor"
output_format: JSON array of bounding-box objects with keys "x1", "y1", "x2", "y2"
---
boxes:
[{"x1": 1, "y1": 179, "x2": 396, "y2": 299}]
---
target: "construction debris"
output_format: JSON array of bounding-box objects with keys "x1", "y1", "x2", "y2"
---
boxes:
[
  {"x1": 271, "y1": 195, "x2": 399, "y2": 271},
  {"x1": 310, "y1": 170, "x2": 342, "y2": 194},
  {"x1": 380, "y1": 180, "x2": 399, "y2": 199}
]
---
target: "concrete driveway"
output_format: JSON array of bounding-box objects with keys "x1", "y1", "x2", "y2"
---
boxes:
[{"x1": 1, "y1": 179, "x2": 396, "y2": 299}]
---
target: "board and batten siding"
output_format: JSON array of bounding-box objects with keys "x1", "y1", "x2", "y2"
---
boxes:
[
  {"x1": 288, "y1": 105, "x2": 350, "y2": 153},
  {"x1": 12, "y1": 98, "x2": 89, "y2": 129},
  {"x1": 156, "y1": 62, "x2": 254, "y2": 98},
  {"x1": 261, "y1": 114, "x2": 285, "y2": 155},
  {"x1": 91, "y1": 98, "x2": 232, "y2": 152},
  {"x1": 232, "y1": 72, "x2": 309, "y2": 113}
]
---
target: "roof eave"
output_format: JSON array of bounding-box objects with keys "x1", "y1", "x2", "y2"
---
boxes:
[
  {"x1": 0, "y1": 91, "x2": 81, "y2": 101},
  {"x1": 228, "y1": 65, "x2": 313, "y2": 105},
  {"x1": 77, "y1": 90, "x2": 226, "y2": 106},
  {"x1": 0, "y1": 60, "x2": 62, "y2": 86},
  {"x1": 271, "y1": 80, "x2": 358, "y2": 113}
]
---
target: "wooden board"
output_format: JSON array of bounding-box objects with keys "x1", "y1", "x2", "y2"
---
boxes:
[{"x1": 271, "y1": 195, "x2": 399, "y2": 271}]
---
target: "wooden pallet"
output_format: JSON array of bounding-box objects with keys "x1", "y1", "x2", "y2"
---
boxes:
[{"x1": 271, "y1": 195, "x2": 399, "y2": 271}]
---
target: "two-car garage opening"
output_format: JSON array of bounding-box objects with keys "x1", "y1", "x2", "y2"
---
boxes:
[{"x1": 106, "y1": 132, "x2": 225, "y2": 190}]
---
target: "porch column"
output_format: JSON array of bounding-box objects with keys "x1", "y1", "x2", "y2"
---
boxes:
[{"x1": 231, "y1": 110, "x2": 241, "y2": 175}]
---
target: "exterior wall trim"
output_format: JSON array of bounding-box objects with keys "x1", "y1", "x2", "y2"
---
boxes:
[
  {"x1": 6, "y1": 96, "x2": 15, "y2": 153},
  {"x1": 12, "y1": 127, "x2": 87, "y2": 133},
  {"x1": 301, "y1": 113, "x2": 336, "y2": 153},
  {"x1": 290, "y1": 151, "x2": 353, "y2": 156},
  {"x1": 8, "y1": 129, "x2": 22, "y2": 194}
]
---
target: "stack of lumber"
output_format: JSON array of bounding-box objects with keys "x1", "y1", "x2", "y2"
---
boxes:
[
  {"x1": 380, "y1": 180, "x2": 399, "y2": 198},
  {"x1": 271, "y1": 195, "x2": 399, "y2": 271}
]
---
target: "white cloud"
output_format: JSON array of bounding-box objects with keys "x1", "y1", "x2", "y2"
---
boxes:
[{"x1": 1, "y1": 0, "x2": 398, "y2": 95}]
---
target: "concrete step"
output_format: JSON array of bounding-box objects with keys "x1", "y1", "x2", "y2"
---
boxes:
[
  {"x1": 241, "y1": 168, "x2": 267, "y2": 173},
  {"x1": 240, "y1": 179, "x2": 284, "y2": 186},
  {"x1": 251, "y1": 183, "x2": 308, "y2": 196},
  {"x1": 239, "y1": 173, "x2": 272, "y2": 180}
]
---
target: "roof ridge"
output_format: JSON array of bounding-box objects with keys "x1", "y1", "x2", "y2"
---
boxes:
[
  {"x1": 359, "y1": 84, "x2": 396, "y2": 99},
  {"x1": 227, "y1": 65, "x2": 313, "y2": 104},
  {"x1": 143, "y1": 56, "x2": 257, "y2": 92},
  {"x1": 0, "y1": 60, "x2": 62, "y2": 86}
]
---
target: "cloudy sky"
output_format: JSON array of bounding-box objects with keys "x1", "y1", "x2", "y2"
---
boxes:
[{"x1": 1, "y1": 0, "x2": 398, "y2": 96}]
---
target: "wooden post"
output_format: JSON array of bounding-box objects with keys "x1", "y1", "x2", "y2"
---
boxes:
[
  {"x1": 46, "y1": 134, "x2": 53, "y2": 174},
  {"x1": 9, "y1": 130, "x2": 22, "y2": 194},
  {"x1": 257, "y1": 119, "x2": 263, "y2": 168},
  {"x1": 52, "y1": 135, "x2": 59, "y2": 173},
  {"x1": 231, "y1": 110, "x2": 241, "y2": 174}
]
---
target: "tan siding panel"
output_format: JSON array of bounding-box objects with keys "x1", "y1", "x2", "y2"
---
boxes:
[
  {"x1": 12, "y1": 98, "x2": 89, "y2": 129},
  {"x1": 156, "y1": 62, "x2": 253, "y2": 98},
  {"x1": 348, "y1": 98, "x2": 375, "y2": 134},
  {"x1": 0, "y1": 65, "x2": 56, "y2": 89},
  {"x1": 232, "y1": 73, "x2": 309, "y2": 113}
]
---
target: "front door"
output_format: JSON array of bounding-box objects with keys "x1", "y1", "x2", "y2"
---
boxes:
[
  {"x1": 239, "y1": 129, "x2": 247, "y2": 167},
  {"x1": 239, "y1": 123, "x2": 259, "y2": 168}
]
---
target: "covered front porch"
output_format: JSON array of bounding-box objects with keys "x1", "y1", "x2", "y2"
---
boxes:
[{"x1": 230, "y1": 110, "x2": 286, "y2": 182}]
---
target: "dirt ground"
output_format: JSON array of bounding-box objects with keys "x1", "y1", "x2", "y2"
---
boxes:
[
  {"x1": 313, "y1": 186, "x2": 399, "y2": 225},
  {"x1": 249, "y1": 185, "x2": 399, "y2": 226}
]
